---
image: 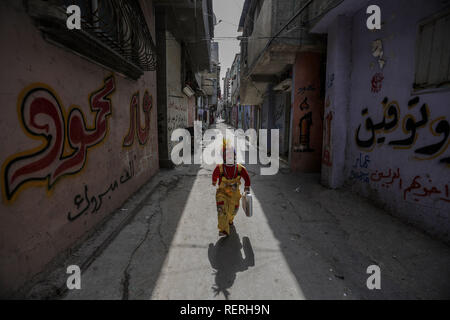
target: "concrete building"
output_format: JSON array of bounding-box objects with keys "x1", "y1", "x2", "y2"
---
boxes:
[
  {"x1": 1, "y1": 0, "x2": 449, "y2": 300},
  {"x1": 311, "y1": 0, "x2": 450, "y2": 243},
  {"x1": 0, "y1": 0, "x2": 160, "y2": 297},
  {"x1": 229, "y1": 52, "x2": 259, "y2": 132},
  {"x1": 238, "y1": 0, "x2": 327, "y2": 165},
  {"x1": 236, "y1": 0, "x2": 450, "y2": 243},
  {"x1": 195, "y1": 41, "x2": 220, "y2": 128},
  {"x1": 154, "y1": 0, "x2": 214, "y2": 168},
  {"x1": 223, "y1": 67, "x2": 232, "y2": 124},
  {"x1": 202, "y1": 41, "x2": 220, "y2": 126},
  {"x1": 230, "y1": 53, "x2": 241, "y2": 128},
  {"x1": 0, "y1": 0, "x2": 214, "y2": 297}
]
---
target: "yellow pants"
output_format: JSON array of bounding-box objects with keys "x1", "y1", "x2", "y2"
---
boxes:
[{"x1": 216, "y1": 187, "x2": 241, "y2": 235}]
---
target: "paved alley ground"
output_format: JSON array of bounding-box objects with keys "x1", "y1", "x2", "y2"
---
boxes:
[{"x1": 57, "y1": 122, "x2": 450, "y2": 300}]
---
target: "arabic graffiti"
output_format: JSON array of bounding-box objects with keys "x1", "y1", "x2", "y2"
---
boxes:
[
  {"x1": 123, "y1": 90, "x2": 153, "y2": 147},
  {"x1": 355, "y1": 97, "x2": 401, "y2": 149},
  {"x1": 2, "y1": 76, "x2": 116, "y2": 202},
  {"x1": 404, "y1": 176, "x2": 450, "y2": 203},
  {"x1": 167, "y1": 99, "x2": 188, "y2": 151},
  {"x1": 369, "y1": 168, "x2": 403, "y2": 190},
  {"x1": 355, "y1": 96, "x2": 450, "y2": 166},
  {"x1": 369, "y1": 168, "x2": 450, "y2": 204},
  {"x1": 349, "y1": 154, "x2": 450, "y2": 204},
  {"x1": 353, "y1": 153, "x2": 371, "y2": 169},
  {"x1": 297, "y1": 85, "x2": 316, "y2": 96},
  {"x1": 322, "y1": 112, "x2": 333, "y2": 167},
  {"x1": 350, "y1": 153, "x2": 371, "y2": 183},
  {"x1": 416, "y1": 117, "x2": 450, "y2": 163},
  {"x1": 67, "y1": 160, "x2": 134, "y2": 221},
  {"x1": 350, "y1": 170, "x2": 370, "y2": 183}
]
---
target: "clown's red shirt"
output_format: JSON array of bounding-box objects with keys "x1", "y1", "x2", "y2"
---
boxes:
[{"x1": 212, "y1": 164, "x2": 251, "y2": 187}]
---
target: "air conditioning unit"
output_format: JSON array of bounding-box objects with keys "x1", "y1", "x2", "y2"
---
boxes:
[{"x1": 183, "y1": 85, "x2": 195, "y2": 97}]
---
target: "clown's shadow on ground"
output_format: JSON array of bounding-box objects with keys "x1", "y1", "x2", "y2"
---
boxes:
[{"x1": 207, "y1": 225, "x2": 255, "y2": 299}]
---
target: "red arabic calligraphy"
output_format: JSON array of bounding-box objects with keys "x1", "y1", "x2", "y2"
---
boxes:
[{"x1": 3, "y1": 76, "x2": 115, "y2": 201}]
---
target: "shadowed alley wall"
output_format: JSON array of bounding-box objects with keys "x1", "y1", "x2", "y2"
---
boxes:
[
  {"x1": 316, "y1": 0, "x2": 450, "y2": 243},
  {"x1": 0, "y1": 0, "x2": 159, "y2": 297}
]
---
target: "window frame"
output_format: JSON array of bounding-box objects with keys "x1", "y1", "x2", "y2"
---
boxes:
[
  {"x1": 27, "y1": 0, "x2": 157, "y2": 80},
  {"x1": 413, "y1": 8, "x2": 450, "y2": 94}
]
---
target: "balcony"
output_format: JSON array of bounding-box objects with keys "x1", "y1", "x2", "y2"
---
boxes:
[
  {"x1": 27, "y1": 0, "x2": 157, "y2": 80},
  {"x1": 238, "y1": 0, "x2": 327, "y2": 104},
  {"x1": 154, "y1": 0, "x2": 214, "y2": 73}
]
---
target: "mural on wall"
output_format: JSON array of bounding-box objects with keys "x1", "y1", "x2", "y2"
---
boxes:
[
  {"x1": 322, "y1": 111, "x2": 333, "y2": 167},
  {"x1": 355, "y1": 96, "x2": 450, "y2": 166},
  {"x1": 67, "y1": 159, "x2": 135, "y2": 221},
  {"x1": 123, "y1": 90, "x2": 153, "y2": 147},
  {"x1": 350, "y1": 153, "x2": 450, "y2": 205},
  {"x1": 2, "y1": 76, "x2": 116, "y2": 202}
]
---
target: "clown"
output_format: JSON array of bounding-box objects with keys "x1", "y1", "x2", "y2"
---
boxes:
[{"x1": 212, "y1": 139, "x2": 251, "y2": 236}]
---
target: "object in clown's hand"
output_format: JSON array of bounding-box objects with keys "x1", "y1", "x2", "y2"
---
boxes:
[{"x1": 242, "y1": 192, "x2": 253, "y2": 217}]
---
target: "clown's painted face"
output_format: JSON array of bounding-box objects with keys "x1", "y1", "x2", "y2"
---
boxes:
[{"x1": 224, "y1": 147, "x2": 235, "y2": 165}]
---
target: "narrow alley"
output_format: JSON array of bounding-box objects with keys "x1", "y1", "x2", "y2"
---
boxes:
[
  {"x1": 1, "y1": 0, "x2": 450, "y2": 303},
  {"x1": 57, "y1": 122, "x2": 450, "y2": 300}
]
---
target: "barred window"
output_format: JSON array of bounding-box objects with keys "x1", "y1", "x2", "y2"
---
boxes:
[{"x1": 27, "y1": 0, "x2": 157, "y2": 80}]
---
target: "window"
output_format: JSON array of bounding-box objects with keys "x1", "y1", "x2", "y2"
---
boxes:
[
  {"x1": 414, "y1": 10, "x2": 450, "y2": 91},
  {"x1": 27, "y1": 0, "x2": 157, "y2": 80}
]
